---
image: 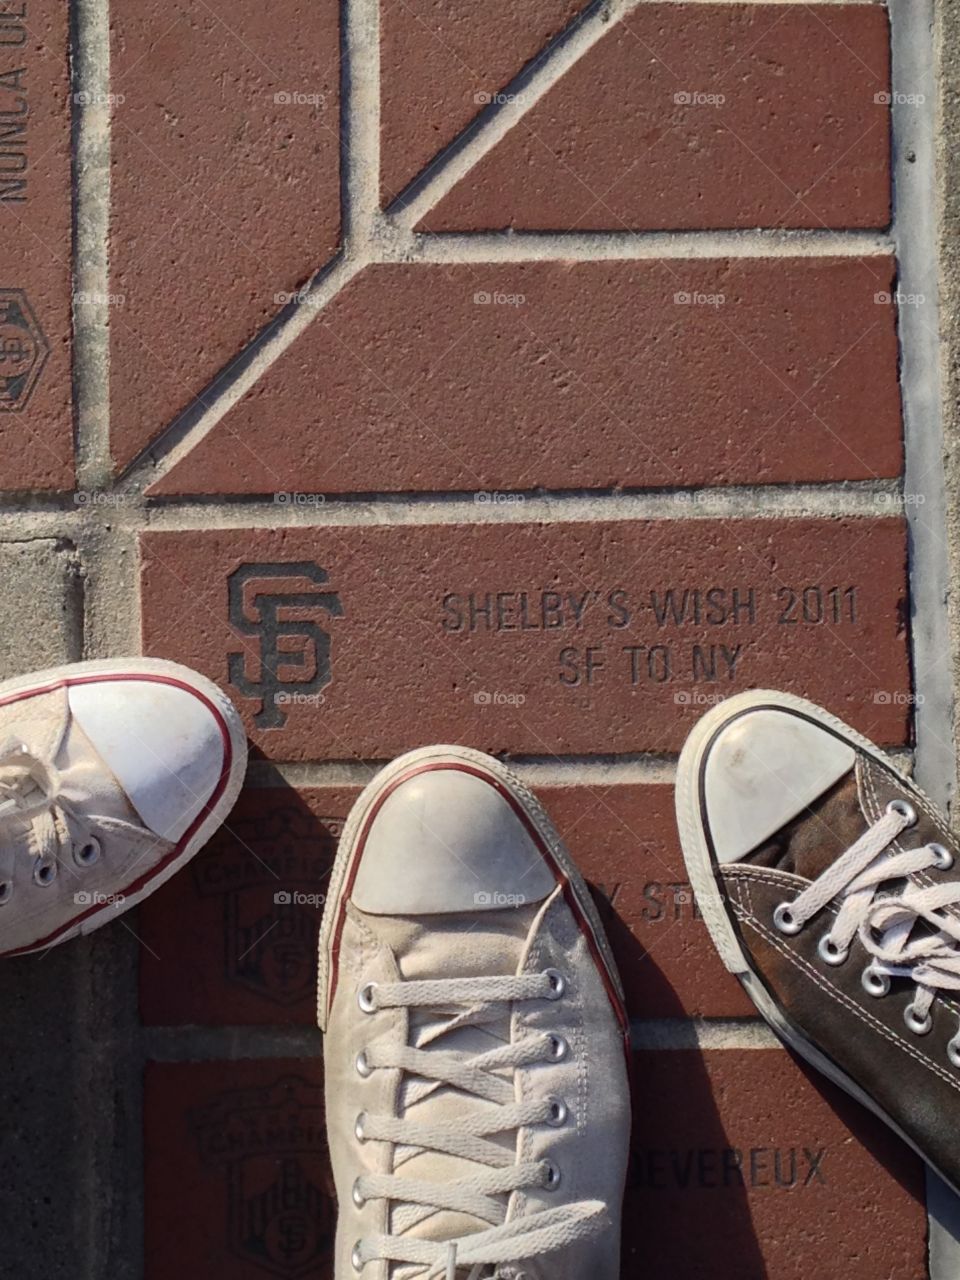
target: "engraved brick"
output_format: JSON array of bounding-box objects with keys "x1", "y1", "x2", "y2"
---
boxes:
[
  {"x1": 139, "y1": 787, "x2": 352, "y2": 1026},
  {"x1": 0, "y1": 0, "x2": 72, "y2": 490},
  {"x1": 623, "y1": 1050, "x2": 927, "y2": 1278},
  {"x1": 109, "y1": 0, "x2": 340, "y2": 471},
  {"x1": 545, "y1": 783, "x2": 751, "y2": 1018},
  {"x1": 144, "y1": 1061, "x2": 334, "y2": 1280},
  {"x1": 420, "y1": 3, "x2": 892, "y2": 232},
  {"x1": 149, "y1": 257, "x2": 902, "y2": 496},
  {"x1": 138, "y1": 782, "x2": 748, "y2": 1026},
  {"x1": 140, "y1": 517, "x2": 911, "y2": 760}
]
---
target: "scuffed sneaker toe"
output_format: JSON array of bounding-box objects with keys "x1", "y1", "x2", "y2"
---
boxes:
[
  {"x1": 677, "y1": 689, "x2": 960, "y2": 1200},
  {"x1": 318, "y1": 744, "x2": 630, "y2": 1280},
  {"x1": 0, "y1": 658, "x2": 247, "y2": 956}
]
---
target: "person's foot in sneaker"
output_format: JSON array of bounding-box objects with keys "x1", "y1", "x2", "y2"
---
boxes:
[
  {"x1": 676, "y1": 689, "x2": 960, "y2": 1194},
  {"x1": 318, "y1": 745, "x2": 630, "y2": 1279},
  {"x1": 0, "y1": 657, "x2": 247, "y2": 955}
]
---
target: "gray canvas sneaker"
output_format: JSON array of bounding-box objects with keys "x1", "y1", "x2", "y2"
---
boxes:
[
  {"x1": 0, "y1": 657, "x2": 247, "y2": 955},
  {"x1": 318, "y1": 745, "x2": 631, "y2": 1279},
  {"x1": 676, "y1": 688, "x2": 960, "y2": 1197}
]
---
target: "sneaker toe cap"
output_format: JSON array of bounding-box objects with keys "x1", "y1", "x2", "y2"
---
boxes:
[
  {"x1": 702, "y1": 706, "x2": 856, "y2": 864},
  {"x1": 68, "y1": 674, "x2": 238, "y2": 842},
  {"x1": 351, "y1": 759, "x2": 557, "y2": 914}
]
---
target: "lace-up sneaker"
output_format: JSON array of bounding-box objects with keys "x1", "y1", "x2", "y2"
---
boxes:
[
  {"x1": 677, "y1": 689, "x2": 960, "y2": 1194},
  {"x1": 318, "y1": 745, "x2": 631, "y2": 1279},
  {"x1": 0, "y1": 657, "x2": 247, "y2": 955}
]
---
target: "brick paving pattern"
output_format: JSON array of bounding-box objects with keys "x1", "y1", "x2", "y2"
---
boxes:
[{"x1": 0, "y1": 0, "x2": 937, "y2": 1276}]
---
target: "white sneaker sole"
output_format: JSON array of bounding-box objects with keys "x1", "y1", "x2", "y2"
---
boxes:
[
  {"x1": 675, "y1": 688, "x2": 959, "y2": 1197},
  {"x1": 0, "y1": 657, "x2": 248, "y2": 956},
  {"x1": 316, "y1": 743, "x2": 627, "y2": 1042}
]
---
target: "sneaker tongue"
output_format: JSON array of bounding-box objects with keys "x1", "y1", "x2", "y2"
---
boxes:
[
  {"x1": 742, "y1": 770, "x2": 865, "y2": 880},
  {"x1": 359, "y1": 906, "x2": 539, "y2": 1266}
]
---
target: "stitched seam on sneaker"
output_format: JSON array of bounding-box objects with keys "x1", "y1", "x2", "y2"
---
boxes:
[
  {"x1": 732, "y1": 896, "x2": 960, "y2": 1093},
  {"x1": 728, "y1": 861, "x2": 960, "y2": 1022}
]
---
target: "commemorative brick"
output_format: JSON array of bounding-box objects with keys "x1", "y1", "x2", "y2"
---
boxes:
[
  {"x1": 140, "y1": 518, "x2": 910, "y2": 760},
  {"x1": 380, "y1": 0, "x2": 588, "y2": 204},
  {"x1": 420, "y1": 3, "x2": 891, "y2": 232},
  {"x1": 149, "y1": 257, "x2": 901, "y2": 496},
  {"x1": 142, "y1": 1053, "x2": 926, "y2": 1279},
  {"x1": 144, "y1": 1060, "x2": 334, "y2": 1280},
  {"x1": 0, "y1": 0, "x2": 72, "y2": 489},
  {"x1": 139, "y1": 787, "x2": 354, "y2": 1027},
  {"x1": 623, "y1": 1050, "x2": 926, "y2": 1278},
  {"x1": 544, "y1": 783, "x2": 751, "y2": 1018},
  {"x1": 137, "y1": 782, "x2": 749, "y2": 1027},
  {"x1": 109, "y1": 0, "x2": 340, "y2": 471}
]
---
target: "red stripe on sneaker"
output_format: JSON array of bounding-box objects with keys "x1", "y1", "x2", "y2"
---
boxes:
[
  {"x1": 327, "y1": 760, "x2": 630, "y2": 1055},
  {"x1": 1, "y1": 671, "x2": 235, "y2": 956}
]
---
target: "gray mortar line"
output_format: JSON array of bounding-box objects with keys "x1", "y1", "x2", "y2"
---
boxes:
[
  {"x1": 0, "y1": 478, "x2": 913, "y2": 530},
  {"x1": 892, "y1": 2, "x2": 955, "y2": 816},
  {"x1": 247, "y1": 750, "x2": 913, "y2": 792},
  {"x1": 402, "y1": 229, "x2": 894, "y2": 263},
  {"x1": 631, "y1": 1019, "x2": 780, "y2": 1051},
  {"x1": 140, "y1": 1021, "x2": 777, "y2": 1063},
  {"x1": 887, "y1": 3, "x2": 958, "y2": 1273},
  {"x1": 247, "y1": 756, "x2": 681, "y2": 789},
  {"x1": 141, "y1": 1026, "x2": 322, "y2": 1062},
  {"x1": 116, "y1": 253, "x2": 367, "y2": 498},
  {"x1": 66, "y1": 5, "x2": 139, "y2": 1279},
  {"x1": 133, "y1": 481, "x2": 906, "y2": 530},
  {"x1": 72, "y1": 0, "x2": 112, "y2": 494},
  {"x1": 386, "y1": 0, "x2": 625, "y2": 230}
]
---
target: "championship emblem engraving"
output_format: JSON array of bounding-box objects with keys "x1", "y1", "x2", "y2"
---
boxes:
[
  {"x1": 191, "y1": 1075, "x2": 334, "y2": 1278},
  {"x1": 0, "y1": 289, "x2": 48, "y2": 410}
]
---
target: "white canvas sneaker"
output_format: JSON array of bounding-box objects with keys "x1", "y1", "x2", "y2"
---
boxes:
[
  {"x1": 0, "y1": 657, "x2": 247, "y2": 955},
  {"x1": 318, "y1": 745, "x2": 631, "y2": 1280}
]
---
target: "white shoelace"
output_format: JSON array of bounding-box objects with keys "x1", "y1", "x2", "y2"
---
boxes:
[
  {"x1": 0, "y1": 739, "x2": 112, "y2": 899},
  {"x1": 352, "y1": 970, "x2": 605, "y2": 1279},
  {"x1": 774, "y1": 797, "x2": 960, "y2": 1052},
  {"x1": 0, "y1": 739, "x2": 68, "y2": 869}
]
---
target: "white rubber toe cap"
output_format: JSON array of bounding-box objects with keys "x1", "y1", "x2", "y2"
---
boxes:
[
  {"x1": 352, "y1": 763, "x2": 557, "y2": 915},
  {"x1": 68, "y1": 676, "x2": 228, "y2": 842},
  {"x1": 704, "y1": 707, "x2": 856, "y2": 864}
]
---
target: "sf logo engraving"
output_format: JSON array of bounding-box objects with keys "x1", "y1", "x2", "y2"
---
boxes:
[
  {"x1": 228, "y1": 562, "x2": 343, "y2": 729},
  {"x1": 0, "y1": 289, "x2": 48, "y2": 411}
]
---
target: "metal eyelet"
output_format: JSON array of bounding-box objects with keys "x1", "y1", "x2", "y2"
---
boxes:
[
  {"x1": 33, "y1": 861, "x2": 56, "y2": 886},
  {"x1": 930, "y1": 843, "x2": 954, "y2": 871},
  {"x1": 351, "y1": 1241, "x2": 364, "y2": 1272},
  {"x1": 544, "y1": 969, "x2": 566, "y2": 1000},
  {"x1": 817, "y1": 935, "x2": 848, "y2": 967},
  {"x1": 543, "y1": 1159, "x2": 562, "y2": 1190},
  {"x1": 0, "y1": 880, "x2": 11, "y2": 905},
  {"x1": 904, "y1": 1003, "x2": 933, "y2": 1036},
  {"x1": 74, "y1": 836, "x2": 101, "y2": 867},
  {"x1": 861, "y1": 964, "x2": 891, "y2": 998},
  {"x1": 352, "y1": 1179, "x2": 366, "y2": 1208},
  {"x1": 948, "y1": 1036, "x2": 960, "y2": 1069},
  {"x1": 546, "y1": 1096, "x2": 568, "y2": 1127},
  {"x1": 547, "y1": 1033, "x2": 568, "y2": 1061},
  {"x1": 357, "y1": 982, "x2": 378, "y2": 1013},
  {"x1": 773, "y1": 903, "x2": 802, "y2": 936},
  {"x1": 355, "y1": 1051, "x2": 373, "y2": 1078},
  {"x1": 886, "y1": 798, "x2": 918, "y2": 827},
  {"x1": 354, "y1": 1113, "x2": 367, "y2": 1142}
]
